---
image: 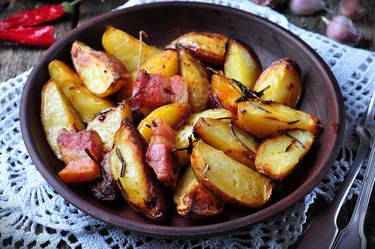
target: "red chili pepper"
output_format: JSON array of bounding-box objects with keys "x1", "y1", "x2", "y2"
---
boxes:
[
  {"x1": 0, "y1": 0, "x2": 81, "y2": 31},
  {"x1": 0, "y1": 26, "x2": 55, "y2": 48}
]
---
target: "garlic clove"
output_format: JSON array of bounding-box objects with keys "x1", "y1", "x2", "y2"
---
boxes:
[
  {"x1": 322, "y1": 15, "x2": 362, "y2": 46},
  {"x1": 339, "y1": 0, "x2": 366, "y2": 19},
  {"x1": 289, "y1": 0, "x2": 325, "y2": 15}
]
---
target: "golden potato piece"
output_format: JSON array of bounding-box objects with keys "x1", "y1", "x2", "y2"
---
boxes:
[
  {"x1": 175, "y1": 109, "x2": 234, "y2": 166},
  {"x1": 87, "y1": 102, "x2": 132, "y2": 151},
  {"x1": 210, "y1": 74, "x2": 243, "y2": 115},
  {"x1": 102, "y1": 25, "x2": 161, "y2": 73},
  {"x1": 178, "y1": 46, "x2": 210, "y2": 113},
  {"x1": 253, "y1": 58, "x2": 302, "y2": 108},
  {"x1": 193, "y1": 118, "x2": 259, "y2": 169},
  {"x1": 237, "y1": 101, "x2": 320, "y2": 138},
  {"x1": 167, "y1": 32, "x2": 228, "y2": 65},
  {"x1": 110, "y1": 119, "x2": 169, "y2": 221},
  {"x1": 174, "y1": 166, "x2": 224, "y2": 217},
  {"x1": 41, "y1": 80, "x2": 85, "y2": 160},
  {"x1": 255, "y1": 129, "x2": 315, "y2": 181},
  {"x1": 224, "y1": 39, "x2": 262, "y2": 89},
  {"x1": 130, "y1": 49, "x2": 179, "y2": 80},
  {"x1": 137, "y1": 103, "x2": 191, "y2": 143},
  {"x1": 191, "y1": 141, "x2": 272, "y2": 208},
  {"x1": 71, "y1": 41, "x2": 130, "y2": 97},
  {"x1": 48, "y1": 60, "x2": 114, "y2": 123}
]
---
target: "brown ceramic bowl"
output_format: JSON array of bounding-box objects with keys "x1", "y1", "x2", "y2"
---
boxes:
[{"x1": 20, "y1": 2, "x2": 345, "y2": 238}]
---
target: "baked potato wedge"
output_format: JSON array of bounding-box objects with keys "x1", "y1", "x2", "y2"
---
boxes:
[
  {"x1": 210, "y1": 74, "x2": 243, "y2": 115},
  {"x1": 110, "y1": 118, "x2": 169, "y2": 221},
  {"x1": 167, "y1": 32, "x2": 228, "y2": 65},
  {"x1": 130, "y1": 49, "x2": 179, "y2": 80},
  {"x1": 86, "y1": 101, "x2": 133, "y2": 151},
  {"x1": 193, "y1": 118, "x2": 259, "y2": 169},
  {"x1": 253, "y1": 58, "x2": 302, "y2": 108},
  {"x1": 102, "y1": 25, "x2": 161, "y2": 73},
  {"x1": 175, "y1": 109, "x2": 234, "y2": 166},
  {"x1": 48, "y1": 60, "x2": 114, "y2": 123},
  {"x1": 71, "y1": 41, "x2": 130, "y2": 97},
  {"x1": 191, "y1": 141, "x2": 272, "y2": 208},
  {"x1": 256, "y1": 129, "x2": 315, "y2": 181},
  {"x1": 41, "y1": 80, "x2": 85, "y2": 160},
  {"x1": 137, "y1": 103, "x2": 191, "y2": 143},
  {"x1": 174, "y1": 166, "x2": 224, "y2": 217},
  {"x1": 224, "y1": 39, "x2": 262, "y2": 89},
  {"x1": 237, "y1": 101, "x2": 320, "y2": 138},
  {"x1": 178, "y1": 46, "x2": 210, "y2": 113}
]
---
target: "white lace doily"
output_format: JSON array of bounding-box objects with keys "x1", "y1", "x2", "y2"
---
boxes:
[{"x1": 1, "y1": 1, "x2": 374, "y2": 248}]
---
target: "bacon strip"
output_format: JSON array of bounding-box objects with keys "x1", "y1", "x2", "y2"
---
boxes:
[
  {"x1": 57, "y1": 129, "x2": 103, "y2": 183},
  {"x1": 146, "y1": 119, "x2": 179, "y2": 190},
  {"x1": 129, "y1": 70, "x2": 188, "y2": 112}
]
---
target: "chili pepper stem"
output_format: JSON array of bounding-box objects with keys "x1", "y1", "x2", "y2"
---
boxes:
[{"x1": 61, "y1": 0, "x2": 82, "y2": 13}]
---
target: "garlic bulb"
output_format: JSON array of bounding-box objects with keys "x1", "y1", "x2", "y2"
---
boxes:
[
  {"x1": 323, "y1": 15, "x2": 361, "y2": 46},
  {"x1": 339, "y1": 0, "x2": 366, "y2": 19},
  {"x1": 289, "y1": 0, "x2": 325, "y2": 15}
]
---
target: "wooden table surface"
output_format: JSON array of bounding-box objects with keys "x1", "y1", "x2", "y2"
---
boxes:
[{"x1": 1, "y1": 0, "x2": 374, "y2": 248}]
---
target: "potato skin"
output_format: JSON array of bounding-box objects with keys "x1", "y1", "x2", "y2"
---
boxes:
[
  {"x1": 71, "y1": 41, "x2": 130, "y2": 97},
  {"x1": 253, "y1": 58, "x2": 302, "y2": 108},
  {"x1": 110, "y1": 119, "x2": 169, "y2": 221},
  {"x1": 210, "y1": 74, "x2": 243, "y2": 115},
  {"x1": 167, "y1": 32, "x2": 228, "y2": 65},
  {"x1": 41, "y1": 80, "x2": 85, "y2": 160},
  {"x1": 48, "y1": 60, "x2": 114, "y2": 123},
  {"x1": 102, "y1": 25, "x2": 161, "y2": 73},
  {"x1": 191, "y1": 141, "x2": 272, "y2": 208},
  {"x1": 237, "y1": 100, "x2": 320, "y2": 138},
  {"x1": 193, "y1": 117, "x2": 259, "y2": 169},
  {"x1": 224, "y1": 39, "x2": 262, "y2": 89},
  {"x1": 178, "y1": 46, "x2": 210, "y2": 113},
  {"x1": 255, "y1": 129, "x2": 315, "y2": 181},
  {"x1": 174, "y1": 167, "x2": 224, "y2": 218}
]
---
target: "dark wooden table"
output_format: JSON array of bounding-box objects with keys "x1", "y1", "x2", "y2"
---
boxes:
[{"x1": 1, "y1": 0, "x2": 374, "y2": 248}]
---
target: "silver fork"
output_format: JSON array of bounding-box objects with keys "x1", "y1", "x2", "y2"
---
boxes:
[
  {"x1": 333, "y1": 90, "x2": 375, "y2": 249},
  {"x1": 297, "y1": 91, "x2": 374, "y2": 249}
]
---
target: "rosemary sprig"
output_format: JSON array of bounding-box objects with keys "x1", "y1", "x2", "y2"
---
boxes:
[
  {"x1": 84, "y1": 148, "x2": 100, "y2": 165},
  {"x1": 115, "y1": 147, "x2": 126, "y2": 177}
]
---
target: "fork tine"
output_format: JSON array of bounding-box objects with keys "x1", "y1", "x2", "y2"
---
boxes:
[{"x1": 365, "y1": 90, "x2": 375, "y2": 146}]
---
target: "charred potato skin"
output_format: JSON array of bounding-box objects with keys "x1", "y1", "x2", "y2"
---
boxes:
[
  {"x1": 178, "y1": 46, "x2": 210, "y2": 113},
  {"x1": 102, "y1": 25, "x2": 161, "y2": 73},
  {"x1": 237, "y1": 100, "x2": 320, "y2": 138},
  {"x1": 41, "y1": 80, "x2": 85, "y2": 160},
  {"x1": 167, "y1": 32, "x2": 228, "y2": 65},
  {"x1": 48, "y1": 60, "x2": 114, "y2": 123},
  {"x1": 193, "y1": 117, "x2": 259, "y2": 169},
  {"x1": 254, "y1": 58, "x2": 302, "y2": 108},
  {"x1": 191, "y1": 141, "x2": 272, "y2": 208},
  {"x1": 110, "y1": 119, "x2": 169, "y2": 221},
  {"x1": 174, "y1": 167, "x2": 224, "y2": 218},
  {"x1": 255, "y1": 129, "x2": 315, "y2": 181},
  {"x1": 224, "y1": 39, "x2": 262, "y2": 89},
  {"x1": 71, "y1": 41, "x2": 130, "y2": 97},
  {"x1": 210, "y1": 74, "x2": 243, "y2": 115}
]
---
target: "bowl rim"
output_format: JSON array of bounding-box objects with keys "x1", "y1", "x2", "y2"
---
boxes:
[{"x1": 20, "y1": 1, "x2": 345, "y2": 239}]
